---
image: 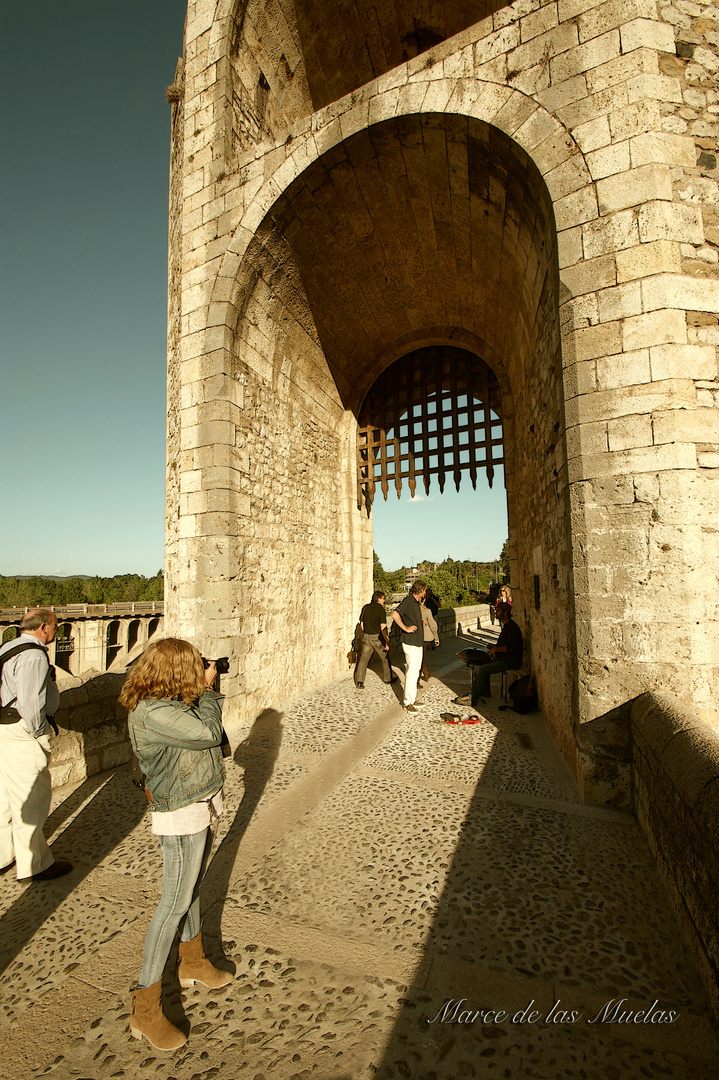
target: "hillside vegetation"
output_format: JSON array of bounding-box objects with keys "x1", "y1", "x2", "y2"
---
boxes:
[{"x1": 0, "y1": 572, "x2": 164, "y2": 608}]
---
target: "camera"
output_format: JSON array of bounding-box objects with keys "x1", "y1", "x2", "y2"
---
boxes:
[{"x1": 202, "y1": 656, "x2": 230, "y2": 674}]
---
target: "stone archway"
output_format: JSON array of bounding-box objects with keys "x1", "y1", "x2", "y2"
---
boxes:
[
  {"x1": 169, "y1": 1, "x2": 719, "y2": 798},
  {"x1": 169, "y1": 103, "x2": 577, "y2": 759}
]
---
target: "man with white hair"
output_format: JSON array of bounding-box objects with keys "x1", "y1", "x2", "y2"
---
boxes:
[{"x1": 0, "y1": 608, "x2": 73, "y2": 881}]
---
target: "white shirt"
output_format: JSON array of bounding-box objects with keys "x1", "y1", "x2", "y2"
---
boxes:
[
  {"x1": 0, "y1": 633, "x2": 60, "y2": 738},
  {"x1": 151, "y1": 788, "x2": 224, "y2": 835}
]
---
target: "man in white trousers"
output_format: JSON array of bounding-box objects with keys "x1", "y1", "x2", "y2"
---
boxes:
[
  {"x1": 390, "y1": 580, "x2": 427, "y2": 713},
  {"x1": 0, "y1": 608, "x2": 73, "y2": 881}
]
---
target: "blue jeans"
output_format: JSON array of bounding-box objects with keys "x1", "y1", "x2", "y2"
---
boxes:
[
  {"x1": 138, "y1": 827, "x2": 213, "y2": 988},
  {"x1": 472, "y1": 659, "x2": 510, "y2": 701}
]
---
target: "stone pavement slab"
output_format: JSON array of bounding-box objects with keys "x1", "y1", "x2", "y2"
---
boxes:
[{"x1": 0, "y1": 635, "x2": 717, "y2": 1079}]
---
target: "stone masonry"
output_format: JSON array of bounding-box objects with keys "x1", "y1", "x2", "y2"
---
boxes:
[{"x1": 166, "y1": 0, "x2": 719, "y2": 804}]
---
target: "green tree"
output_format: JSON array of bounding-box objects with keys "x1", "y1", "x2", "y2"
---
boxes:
[
  {"x1": 499, "y1": 539, "x2": 510, "y2": 583},
  {"x1": 372, "y1": 552, "x2": 405, "y2": 597},
  {"x1": 424, "y1": 568, "x2": 473, "y2": 609}
]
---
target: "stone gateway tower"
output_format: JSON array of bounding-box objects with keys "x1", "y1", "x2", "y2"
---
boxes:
[{"x1": 166, "y1": 0, "x2": 719, "y2": 801}]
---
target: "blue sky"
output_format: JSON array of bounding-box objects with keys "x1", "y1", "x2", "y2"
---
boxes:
[
  {"x1": 372, "y1": 474, "x2": 508, "y2": 571},
  {"x1": 0, "y1": 1, "x2": 507, "y2": 577},
  {"x1": 1, "y1": 1, "x2": 185, "y2": 576}
]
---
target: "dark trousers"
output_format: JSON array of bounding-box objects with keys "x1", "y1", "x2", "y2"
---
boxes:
[
  {"x1": 355, "y1": 634, "x2": 391, "y2": 684},
  {"x1": 471, "y1": 656, "x2": 511, "y2": 701}
]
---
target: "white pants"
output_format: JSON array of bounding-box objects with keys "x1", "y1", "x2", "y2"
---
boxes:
[
  {"x1": 402, "y1": 644, "x2": 424, "y2": 706},
  {"x1": 0, "y1": 723, "x2": 54, "y2": 879}
]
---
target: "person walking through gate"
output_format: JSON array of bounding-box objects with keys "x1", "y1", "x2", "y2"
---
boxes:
[
  {"x1": 390, "y1": 580, "x2": 426, "y2": 713},
  {"x1": 0, "y1": 609, "x2": 73, "y2": 882},
  {"x1": 120, "y1": 639, "x2": 233, "y2": 1051},
  {"x1": 354, "y1": 591, "x2": 395, "y2": 688}
]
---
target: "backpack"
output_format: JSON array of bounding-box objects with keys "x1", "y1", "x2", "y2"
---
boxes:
[
  {"x1": 0, "y1": 640, "x2": 59, "y2": 732},
  {"x1": 499, "y1": 674, "x2": 538, "y2": 715},
  {"x1": 0, "y1": 640, "x2": 49, "y2": 677}
]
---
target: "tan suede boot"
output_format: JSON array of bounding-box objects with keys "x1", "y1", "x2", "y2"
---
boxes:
[
  {"x1": 178, "y1": 933, "x2": 233, "y2": 990},
  {"x1": 129, "y1": 980, "x2": 187, "y2": 1050}
]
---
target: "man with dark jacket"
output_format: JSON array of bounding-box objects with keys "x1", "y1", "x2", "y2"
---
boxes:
[{"x1": 354, "y1": 591, "x2": 393, "y2": 688}]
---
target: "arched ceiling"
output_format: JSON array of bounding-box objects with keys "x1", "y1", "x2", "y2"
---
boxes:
[
  {"x1": 250, "y1": 113, "x2": 557, "y2": 414},
  {"x1": 293, "y1": 0, "x2": 510, "y2": 109}
]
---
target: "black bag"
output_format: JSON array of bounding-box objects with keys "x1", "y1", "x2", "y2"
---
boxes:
[{"x1": 500, "y1": 674, "x2": 537, "y2": 714}]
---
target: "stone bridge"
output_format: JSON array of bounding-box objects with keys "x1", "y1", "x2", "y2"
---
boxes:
[{"x1": 0, "y1": 604, "x2": 164, "y2": 677}]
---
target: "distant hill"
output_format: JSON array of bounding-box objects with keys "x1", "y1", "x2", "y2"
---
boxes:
[
  {"x1": 0, "y1": 572, "x2": 164, "y2": 607},
  {"x1": 5, "y1": 574, "x2": 94, "y2": 581}
]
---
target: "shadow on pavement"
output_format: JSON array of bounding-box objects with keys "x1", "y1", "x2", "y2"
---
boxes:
[
  {"x1": 0, "y1": 768, "x2": 147, "y2": 978},
  {"x1": 365, "y1": 644, "x2": 717, "y2": 1079},
  {"x1": 199, "y1": 708, "x2": 284, "y2": 962}
]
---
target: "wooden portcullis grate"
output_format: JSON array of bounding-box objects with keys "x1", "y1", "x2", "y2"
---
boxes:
[{"x1": 357, "y1": 346, "x2": 503, "y2": 510}]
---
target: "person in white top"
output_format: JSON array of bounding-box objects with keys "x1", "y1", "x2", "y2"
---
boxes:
[{"x1": 0, "y1": 608, "x2": 73, "y2": 882}]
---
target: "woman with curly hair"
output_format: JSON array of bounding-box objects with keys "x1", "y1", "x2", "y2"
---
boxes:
[{"x1": 119, "y1": 638, "x2": 232, "y2": 1051}]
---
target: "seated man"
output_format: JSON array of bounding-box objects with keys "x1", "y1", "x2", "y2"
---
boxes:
[{"x1": 454, "y1": 602, "x2": 523, "y2": 706}]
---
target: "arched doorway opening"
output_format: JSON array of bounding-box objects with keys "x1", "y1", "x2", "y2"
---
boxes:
[
  {"x1": 127, "y1": 619, "x2": 141, "y2": 654},
  {"x1": 187, "y1": 110, "x2": 572, "y2": 749},
  {"x1": 54, "y1": 621, "x2": 75, "y2": 675},
  {"x1": 357, "y1": 345, "x2": 503, "y2": 508},
  {"x1": 105, "y1": 621, "x2": 122, "y2": 669}
]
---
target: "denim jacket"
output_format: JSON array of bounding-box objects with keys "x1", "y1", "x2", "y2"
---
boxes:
[{"x1": 128, "y1": 691, "x2": 226, "y2": 813}]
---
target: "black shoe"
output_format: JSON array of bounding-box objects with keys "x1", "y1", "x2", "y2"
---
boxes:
[
  {"x1": 355, "y1": 682, "x2": 364, "y2": 689},
  {"x1": 20, "y1": 860, "x2": 73, "y2": 882},
  {"x1": 452, "y1": 695, "x2": 471, "y2": 706}
]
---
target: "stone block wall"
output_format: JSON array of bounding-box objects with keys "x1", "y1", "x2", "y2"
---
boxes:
[
  {"x1": 168, "y1": 0, "x2": 719, "y2": 798},
  {"x1": 632, "y1": 690, "x2": 719, "y2": 1016},
  {"x1": 50, "y1": 673, "x2": 130, "y2": 789}
]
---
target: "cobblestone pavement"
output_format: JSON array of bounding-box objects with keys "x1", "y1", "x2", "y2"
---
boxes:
[{"x1": 1, "y1": 632, "x2": 717, "y2": 1080}]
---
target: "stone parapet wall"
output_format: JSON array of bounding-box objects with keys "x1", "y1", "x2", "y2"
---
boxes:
[
  {"x1": 632, "y1": 690, "x2": 719, "y2": 1016},
  {"x1": 436, "y1": 604, "x2": 493, "y2": 637},
  {"x1": 50, "y1": 673, "x2": 130, "y2": 789}
]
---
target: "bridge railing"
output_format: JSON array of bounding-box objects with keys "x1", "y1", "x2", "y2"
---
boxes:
[{"x1": 0, "y1": 602, "x2": 164, "y2": 621}]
